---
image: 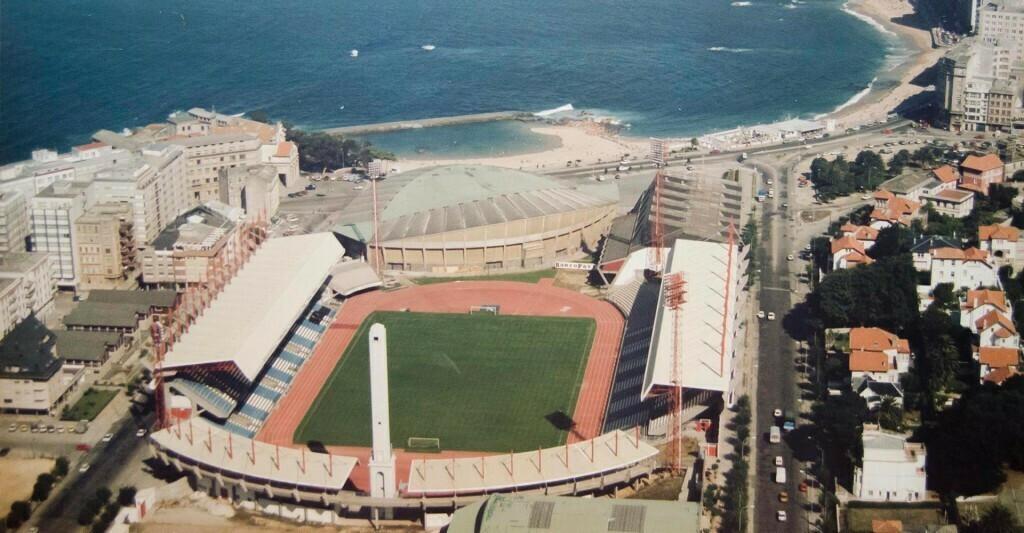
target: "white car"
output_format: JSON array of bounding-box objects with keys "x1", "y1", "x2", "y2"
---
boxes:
[
  {"x1": 804, "y1": 244, "x2": 811, "y2": 251},
  {"x1": 757, "y1": 311, "x2": 766, "y2": 319},
  {"x1": 861, "y1": 194, "x2": 871, "y2": 200},
  {"x1": 136, "y1": 429, "x2": 147, "y2": 438},
  {"x1": 787, "y1": 255, "x2": 794, "y2": 261},
  {"x1": 778, "y1": 510, "x2": 787, "y2": 522},
  {"x1": 767, "y1": 312, "x2": 776, "y2": 321},
  {"x1": 101, "y1": 433, "x2": 113, "y2": 442},
  {"x1": 773, "y1": 408, "x2": 783, "y2": 418},
  {"x1": 775, "y1": 456, "x2": 784, "y2": 467},
  {"x1": 79, "y1": 463, "x2": 90, "y2": 473},
  {"x1": 7, "y1": 423, "x2": 14, "y2": 432}
]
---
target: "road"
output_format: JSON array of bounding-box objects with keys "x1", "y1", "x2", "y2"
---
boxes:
[{"x1": 30, "y1": 410, "x2": 154, "y2": 533}]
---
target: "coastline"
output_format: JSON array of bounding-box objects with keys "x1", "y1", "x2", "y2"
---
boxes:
[
  {"x1": 823, "y1": 0, "x2": 945, "y2": 127},
  {"x1": 387, "y1": 0, "x2": 944, "y2": 172}
]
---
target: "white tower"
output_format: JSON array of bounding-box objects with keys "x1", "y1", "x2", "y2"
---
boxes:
[{"x1": 368, "y1": 323, "x2": 397, "y2": 500}]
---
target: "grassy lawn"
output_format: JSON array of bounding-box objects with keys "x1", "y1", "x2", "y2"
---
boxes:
[
  {"x1": 411, "y1": 268, "x2": 557, "y2": 285},
  {"x1": 61, "y1": 388, "x2": 118, "y2": 421},
  {"x1": 294, "y1": 311, "x2": 595, "y2": 452}
]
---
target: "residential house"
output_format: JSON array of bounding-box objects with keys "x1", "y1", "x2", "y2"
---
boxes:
[
  {"x1": 855, "y1": 377, "x2": 905, "y2": 409},
  {"x1": 870, "y1": 190, "x2": 923, "y2": 230},
  {"x1": 852, "y1": 425, "x2": 927, "y2": 502},
  {"x1": 929, "y1": 247, "x2": 999, "y2": 289},
  {"x1": 831, "y1": 235, "x2": 874, "y2": 270},
  {"x1": 840, "y1": 223, "x2": 879, "y2": 248},
  {"x1": 960, "y1": 153, "x2": 1005, "y2": 194},
  {"x1": 976, "y1": 346, "x2": 1020, "y2": 384},
  {"x1": 978, "y1": 224, "x2": 1024, "y2": 271},
  {"x1": 138, "y1": 202, "x2": 244, "y2": 287},
  {"x1": 848, "y1": 327, "x2": 913, "y2": 384},
  {"x1": 910, "y1": 235, "x2": 962, "y2": 272},
  {"x1": 961, "y1": 289, "x2": 1012, "y2": 330},
  {"x1": 924, "y1": 188, "x2": 975, "y2": 218},
  {"x1": 73, "y1": 203, "x2": 135, "y2": 290}
]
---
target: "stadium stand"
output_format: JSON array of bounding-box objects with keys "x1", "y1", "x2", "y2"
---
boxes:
[{"x1": 603, "y1": 281, "x2": 662, "y2": 432}]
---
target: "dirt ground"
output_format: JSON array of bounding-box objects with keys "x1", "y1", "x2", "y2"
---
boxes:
[
  {"x1": 0, "y1": 457, "x2": 54, "y2": 514},
  {"x1": 136, "y1": 505, "x2": 426, "y2": 533}
]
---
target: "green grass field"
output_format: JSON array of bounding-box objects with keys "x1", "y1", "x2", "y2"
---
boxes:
[
  {"x1": 412, "y1": 268, "x2": 557, "y2": 285},
  {"x1": 61, "y1": 388, "x2": 118, "y2": 421},
  {"x1": 294, "y1": 311, "x2": 596, "y2": 452}
]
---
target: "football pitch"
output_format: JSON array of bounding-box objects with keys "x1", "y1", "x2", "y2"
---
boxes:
[{"x1": 293, "y1": 311, "x2": 596, "y2": 452}]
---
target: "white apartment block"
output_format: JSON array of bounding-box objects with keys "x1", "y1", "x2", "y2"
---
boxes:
[
  {"x1": 29, "y1": 182, "x2": 94, "y2": 288},
  {"x1": 937, "y1": 35, "x2": 1024, "y2": 133},
  {"x1": 169, "y1": 133, "x2": 263, "y2": 203},
  {"x1": 0, "y1": 252, "x2": 56, "y2": 336},
  {"x1": 929, "y1": 247, "x2": 999, "y2": 289},
  {"x1": 853, "y1": 426, "x2": 927, "y2": 503},
  {"x1": 0, "y1": 143, "x2": 126, "y2": 201},
  {"x1": 138, "y1": 202, "x2": 244, "y2": 286},
  {"x1": 978, "y1": 0, "x2": 1024, "y2": 62},
  {"x1": 0, "y1": 317, "x2": 83, "y2": 415},
  {"x1": 0, "y1": 191, "x2": 29, "y2": 253},
  {"x1": 217, "y1": 165, "x2": 281, "y2": 220}
]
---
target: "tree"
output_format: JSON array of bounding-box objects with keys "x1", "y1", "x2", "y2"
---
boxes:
[
  {"x1": 117, "y1": 486, "x2": 137, "y2": 507},
  {"x1": 246, "y1": 109, "x2": 271, "y2": 124},
  {"x1": 31, "y1": 473, "x2": 55, "y2": 501},
  {"x1": 929, "y1": 283, "x2": 959, "y2": 313},
  {"x1": 989, "y1": 184, "x2": 1019, "y2": 211},
  {"x1": 690, "y1": 137, "x2": 699, "y2": 148},
  {"x1": 889, "y1": 149, "x2": 911, "y2": 174},
  {"x1": 965, "y1": 504, "x2": 1024, "y2": 533},
  {"x1": 94, "y1": 487, "x2": 112, "y2": 504},
  {"x1": 876, "y1": 396, "x2": 903, "y2": 431},
  {"x1": 868, "y1": 225, "x2": 914, "y2": 259},
  {"x1": 854, "y1": 150, "x2": 886, "y2": 189},
  {"x1": 811, "y1": 392, "x2": 868, "y2": 471},
  {"x1": 1013, "y1": 169, "x2": 1024, "y2": 182},
  {"x1": 53, "y1": 456, "x2": 69, "y2": 477},
  {"x1": 911, "y1": 146, "x2": 939, "y2": 168},
  {"x1": 6, "y1": 501, "x2": 30, "y2": 529}
]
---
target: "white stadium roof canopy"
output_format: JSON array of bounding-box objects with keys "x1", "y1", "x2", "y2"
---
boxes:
[
  {"x1": 641, "y1": 238, "x2": 748, "y2": 398},
  {"x1": 162, "y1": 233, "x2": 345, "y2": 381}
]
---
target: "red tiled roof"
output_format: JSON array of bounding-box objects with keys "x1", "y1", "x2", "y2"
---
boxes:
[
  {"x1": 932, "y1": 189, "x2": 973, "y2": 202},
  {"x1": 979, "y1": 224, "x2": 1019, "y2": 243},
  {"x1": 842, "y1": 250, "x2": 874, "y2": 267},
  {"x1": 983, "y1": 366, "x2": 1017, "y2": 384},
  {"x1": 274, "y1": 141, "x2": 296, "y2": 158},
  {"x1": 979, "y1": 346, "x2": 1020, "y2": 368},
  {"x1": 932, "y1": 247, "x2": 990, "y2": 262},
  {"x1": 850, "y1": 327, "x2": 904, "y2": 353},
  {"x1": 964, "y1": 247, "x2": 990, "y2": 262},
  {"x1": 872, "y1": 519, "x2": 904, "y2": 533},
  {"x1": 933, "y1": 165, "x2": 959, "y2": 184},
  {"x1": 850, "y1": 350, "x2": 891, "y2": 372},
  {"x1": 873, "y1": 189, "x2": 895, "y2": 200},
  {"x1": 965, "y1": 289, "x2": 1007, "y2": 312},
  {"x1": 961, "y1": 154, "x2": 1003, "y2": 172},
  {"x1": 976, "y1": 309, "x2": 1017, "y2": 335},
  {"x1": 831, "y1": 235, "x2": 866, "y2": 255}
]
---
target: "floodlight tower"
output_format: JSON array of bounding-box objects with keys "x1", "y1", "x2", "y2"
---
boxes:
[{"x1": 368, "y1": 324, "x2": 397, "y2": 510}]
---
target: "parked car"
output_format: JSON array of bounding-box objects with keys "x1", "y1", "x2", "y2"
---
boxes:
[
  {"x1": 102, "y1": 433, "x2": 113, "y2": 442},
  {"x1": 777, "y1": 510, "x2": 787, "y2": 522},
  {"x1": 136, "y1": 429, "x2": 147, "y2": 438},
  {"x1": 779, "y1": 491, "x2": 789, "y2": 503},
  {"x1": 79, "y1": 463, "x2": 90, "y2": 473},
  {"x1": 775, "y1": 456, "x2": 784, "y2": 467},
  {"x1": 767, "y1": 312, "x2": 776, "y2": 321},
  {"x1": 757, "y1": 311, "x2": 766, "y2": 319}
]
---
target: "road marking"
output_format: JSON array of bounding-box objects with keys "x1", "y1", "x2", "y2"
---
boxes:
[{"x1": 762, "y1": 287, "x2": 792, "y2": 292}]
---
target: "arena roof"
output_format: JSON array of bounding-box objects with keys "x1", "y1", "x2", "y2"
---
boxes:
[
  {"x1": 332, "y1": 165, "x2": 617, "y2": 243},
  {"x1": 162, "y1": 233, "x2": 344, "y2": 381},
  {"x1": 641, "y1": 238, "x2": 748, "y2": 398}
]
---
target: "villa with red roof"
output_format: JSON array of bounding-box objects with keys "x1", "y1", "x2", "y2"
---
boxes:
[
  {"x1": 976, "y1": 346, "x2": 1020, "y2": 385},
  {"x1": 961, "y1": 289, "x2": 1012, "y2": 329},
  {"x1": 831, "y1": 235, "x2": 874, "y2": 270},
  {"x1": 959, "y1": 154, "x2": 1004, "y2": 195},
  {"x1": 978, "y1": 224, "x2": 1024, "y2": 271},
  {"x1": 869, "y1": 193, "x2": 923, "y2": 230},
  {"x1": 847, "y1": 327, "x2": 913, "y2": 384},
  {"x1": 929, "y1": 246, "x2": 998, "y2": 290}
]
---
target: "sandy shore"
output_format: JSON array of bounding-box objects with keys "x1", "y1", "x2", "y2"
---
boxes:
[
  {"x1": 826, "y1": 0, "x2": 945, "y2": 127},
  {"x1": 396, "y1": 123, "x2": 647, "y2": 172},
  {"x1": 390, "y1": 0, "x2": 942, "y2": 171}
]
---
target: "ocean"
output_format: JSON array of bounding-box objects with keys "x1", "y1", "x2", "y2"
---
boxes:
[{"x1": 0, "y1": 0, "x2": 896, "y2": 163}]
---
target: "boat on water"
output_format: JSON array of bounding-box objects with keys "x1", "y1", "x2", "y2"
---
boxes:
[
  {"x1": 350, "y1": 49, "x2": 359, "y2": 57},
  {"x1": 421, "y1": 44, "x2": 436, "y2": 51}
]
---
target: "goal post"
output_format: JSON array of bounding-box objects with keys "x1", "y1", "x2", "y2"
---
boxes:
[
  {"x1": 407, "y1": 437, "x2": 441, "y2": 453},
  {"x1": 468, "y1": 304, "x2": 500, "y2": 315}
]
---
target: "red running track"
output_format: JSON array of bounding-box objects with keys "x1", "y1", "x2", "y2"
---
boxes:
[{"x1": 257, "y1": 281, "x2": 624, "y2": 491}]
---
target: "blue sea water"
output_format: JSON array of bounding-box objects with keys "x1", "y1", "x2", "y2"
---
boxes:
[{"x1": 0, "y1": 0, "x2": 895, "y2": 164}]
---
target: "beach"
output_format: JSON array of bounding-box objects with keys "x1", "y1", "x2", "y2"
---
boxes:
[
  {"x1": 396, "y1": 123, "x2": 647, "y2": 172},
  {"x1": 826, "y1": 0, "x2": 945, "y2": 127}
]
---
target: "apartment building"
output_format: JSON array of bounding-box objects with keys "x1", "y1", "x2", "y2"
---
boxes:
[
  {"x1": 0, "y1": 316, "x2": 83, "y2": 415},
  {"x1": 960, "y1": 153, "x2": 1006, "y2": 194},
  {"x1": 0, "y1": 191, "x2": 29, "y2": 253},
  {"x1": 0, "y1": 252, "x2": 55, "y2": 336},
  {"x1": 217, "y1": 165, "x2": 281, "y2": 220},
  {"x1": 937, "y1": 36, "x2": 1024, "y2": 133},
  {"x1": 28, "y1": 181, "x2": 94, "y2": 288},
  {"x1": 929, "y1": 247, "x2": 999, "y2": 289},
  {"x1": 168, "y1": 133, "x2": 264, "y2": 202},
  {"x1": 853, "y1": 425, "x2": 927, "y2": 503},
  {"x1": 74, "y1": 203, "x2": 135, "y2": 290},
  {"x1": 977, "y1": 0, "x2": 1024, "y2": 61},
  {"x1": 138, "y1": 201, "x2": 244, "y2": 286}
]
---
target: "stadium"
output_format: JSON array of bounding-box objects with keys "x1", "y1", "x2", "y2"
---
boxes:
[
  {"x1": 331, "y1": 164, "x2": 618, "y2": 273},
  {"x1": 147, "y1": 231, "x2": 664, "y2": 521}
]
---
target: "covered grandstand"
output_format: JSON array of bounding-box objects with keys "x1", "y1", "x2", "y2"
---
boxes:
[
  {"x1": 642, "y1": 237, "x2": 749, "y2": 406},
  {"x1": 599, "y1": 169, "x2": 751, "y2": 278},
  {"x1": 161, "y1": 233, "x2": 345, "y2": 434},
  {"x1": 331, "y1": 165, "x2": 617, "y2": 273}
]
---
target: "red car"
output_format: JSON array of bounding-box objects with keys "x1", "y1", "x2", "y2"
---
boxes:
[
  {"x1": 882, "y1": 129, "x2": 893, "y2": 134},
  {"x1": 75, "y1": 443, "x2": 91, "y2": 451}
]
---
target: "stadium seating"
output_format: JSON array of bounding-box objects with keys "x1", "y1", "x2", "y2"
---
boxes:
[{"x1": 602, "y1": 281, "x2": 660, "y2": 432}]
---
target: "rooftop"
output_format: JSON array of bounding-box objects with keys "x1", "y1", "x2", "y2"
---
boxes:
[
  {"x1": 979, "y1": 224, "x2": 1019, "y2": 242},
  {"x1": 882, "y1": 170, "x2": 938, "y2": 195},
  {"x1": 161, "y1": 233, "x2": 344, "y2": 381},
  {"x1": 0, "y1": 316, "x2": 61, "y2": 381},
  {"x1": 961, "y1": 153, "x2": 1003, "y2": 172},
  {"x1": 964, "y1": 289, "x2": 1007, "y2": 312},
  {"x1": 447, "y1": 493, "x2": 699, "y2": 533},
  {"x1": 979, "y1": 346, "x2": 1020, "y2": 368},
  {"x1": 150, "y1": 202, "x2": 242, "y2": 252},
  {"x1": 63, "y1": 290, "x2": 176, "y2": 329},
  {"x1": 0, "y1": 252, "x2": 50, "y2": 277},
  {"x1": 53, "y1": 330, "x2": 120, "y2": 362}
]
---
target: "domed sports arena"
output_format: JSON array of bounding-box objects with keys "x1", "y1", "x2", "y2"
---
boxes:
[{"x1": 332, "y1": 164, "x2": 618, "y2": 272}]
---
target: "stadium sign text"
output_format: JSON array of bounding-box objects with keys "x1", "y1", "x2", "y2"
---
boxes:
[{"x1": 555, "y1": 262, "x2": 595, "y2": 270}]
